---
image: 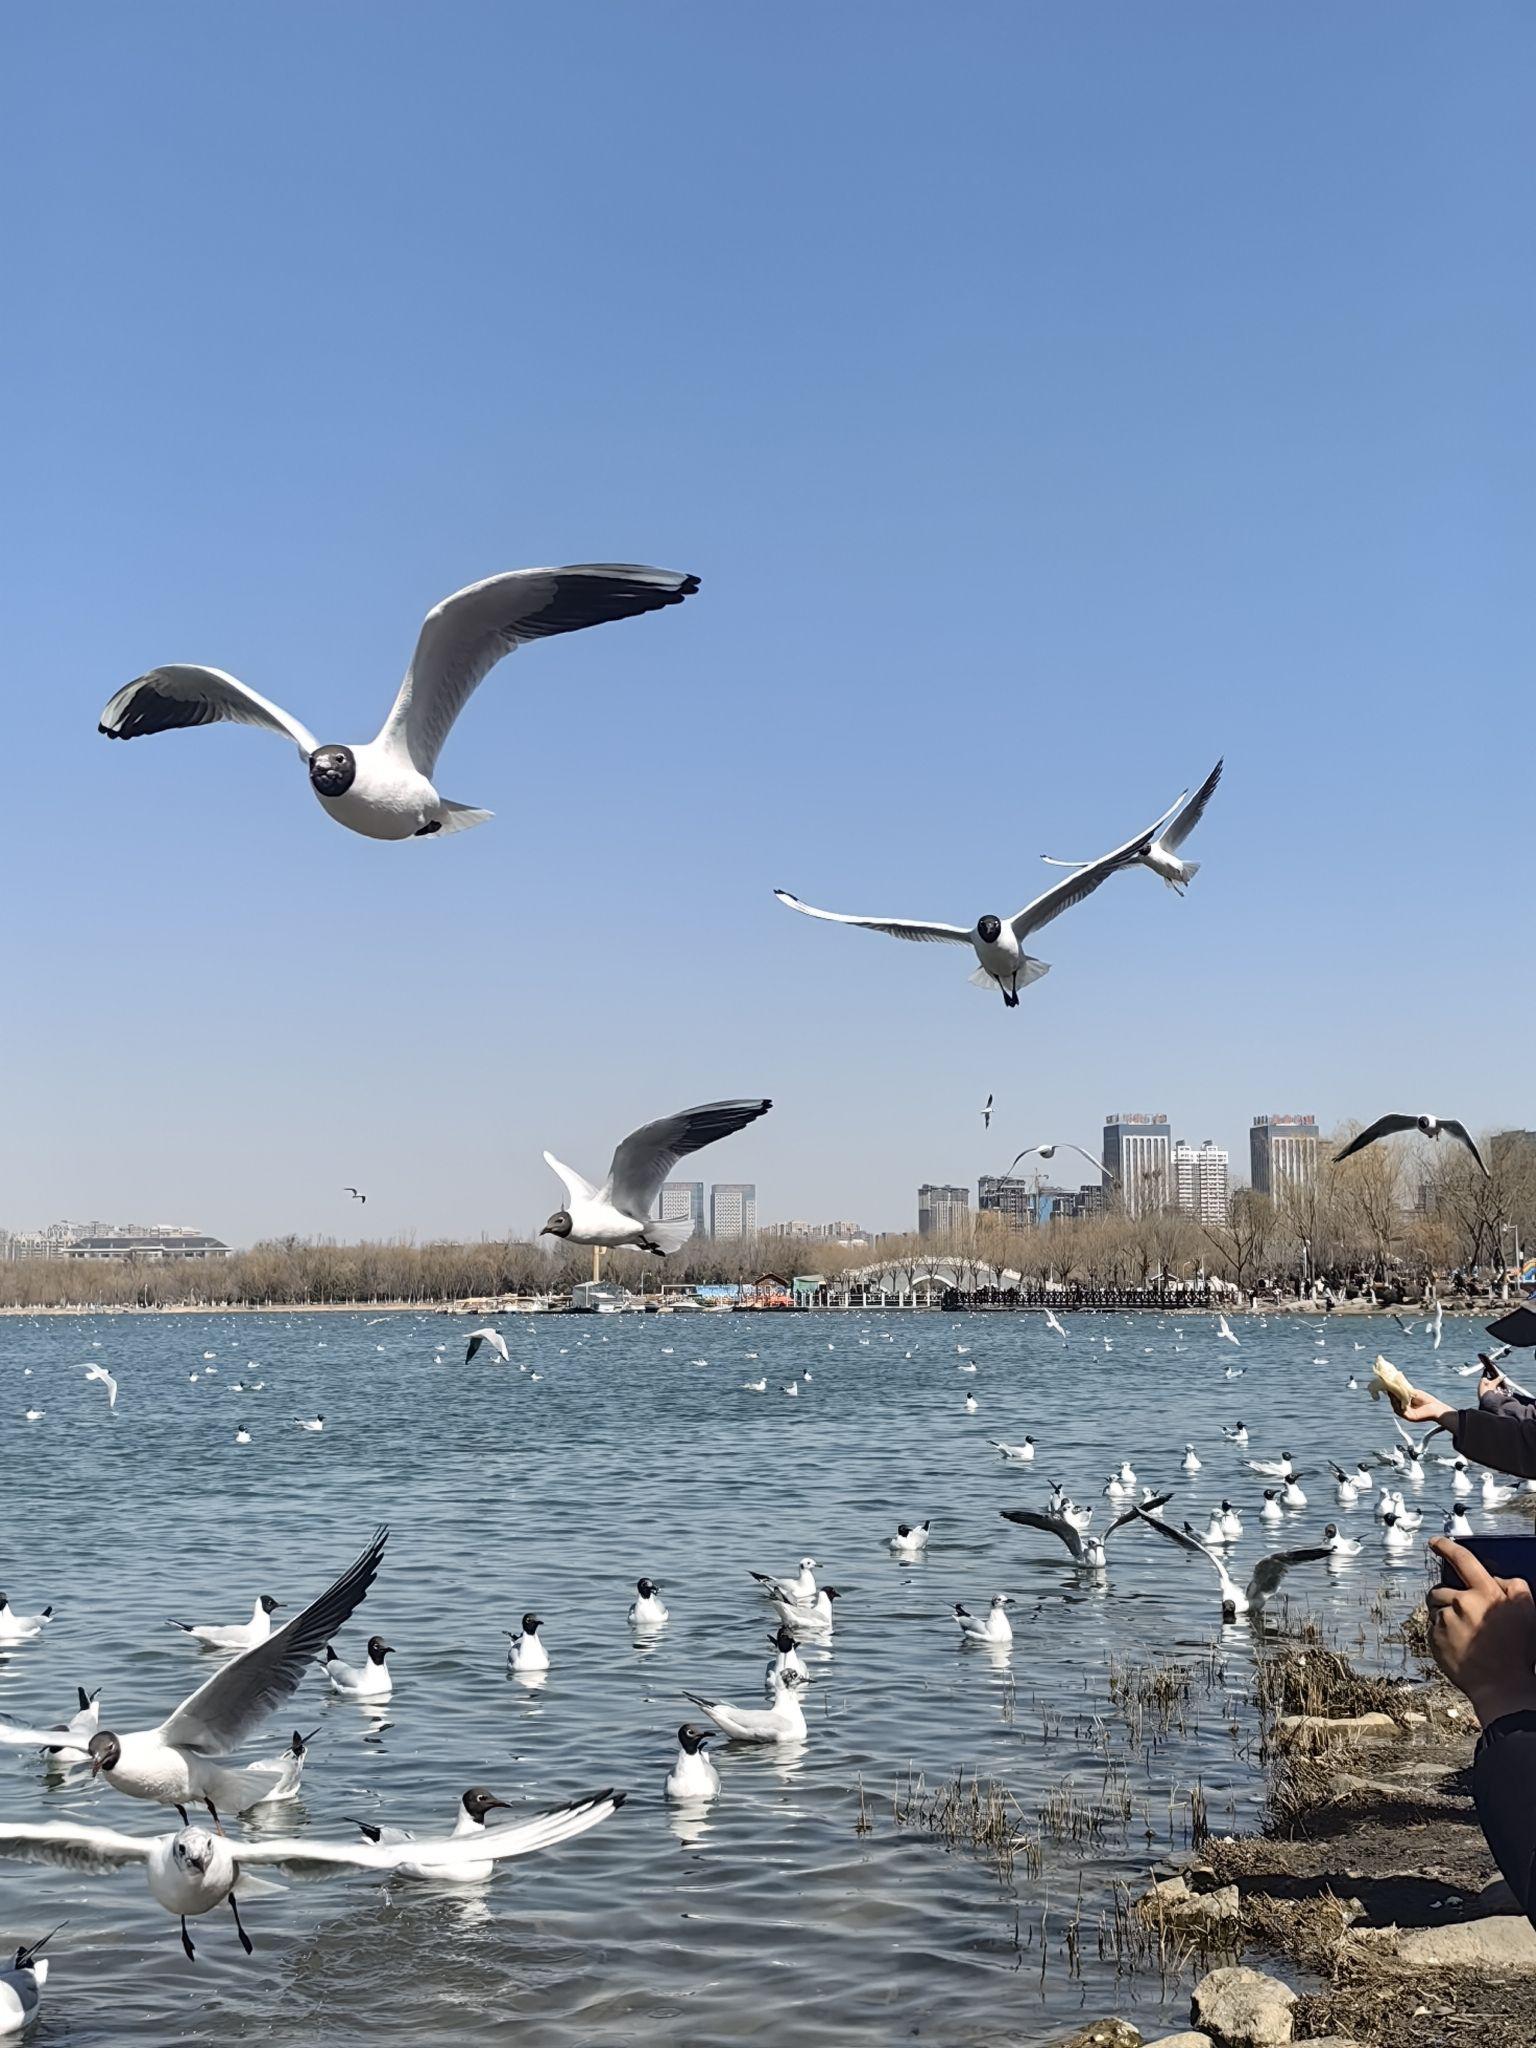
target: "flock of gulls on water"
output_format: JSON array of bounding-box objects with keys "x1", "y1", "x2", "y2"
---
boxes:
[{"x1": 0, "y1": 1294, "x2": 1520, "y2": 2025}]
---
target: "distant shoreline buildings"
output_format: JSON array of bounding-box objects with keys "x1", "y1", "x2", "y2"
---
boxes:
[{"x1": 0, "y1": 1219, "x2": 232, "y2": 1262}]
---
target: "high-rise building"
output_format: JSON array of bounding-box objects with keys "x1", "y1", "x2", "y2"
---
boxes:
[
  {"x1": 977, "y1": 1175, "x2": 1034, "y2": 1229},
  {"x1": 1102, "y1": 1114, "x2": 1172, "y2": 1216},
  {"x1": 917, "y1": 1184, "x2": 970, "y2": 1239},
  {"x1": 1249, "y1": 1115, "x2": 1319, "y2": 1196},
  {"x1": 710, "y1": 1183, "x2": 757, "y2": 1241},
  {"x1": 655, "y1": 1181, "x2": 706, "y2": 1240},
  {"x1": 1173, "y1": 1139, "x2": 1230, "y2": 1225}
]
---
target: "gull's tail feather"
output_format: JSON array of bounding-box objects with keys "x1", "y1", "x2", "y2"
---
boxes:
[
  {"x1": 646, "y1": 1218, "x2": 695, "y2": 1255},
  {"x1": 436, "y1": 802, "x2": 494, "y2": 836},
  {"x1": 1167, "y1": 860, "x2": 1199, "y2": 888},
  {"x1": 968, "y1": 959, "x2": 1051, "y2": 994}
]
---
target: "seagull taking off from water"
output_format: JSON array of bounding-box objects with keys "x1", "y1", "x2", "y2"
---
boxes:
[
  {"x1": 1130, "y1": 1507, "x2": 1330, "y2": 1620},
  {"x1": 98, "y1": 564, "x2": 699, "y2": 841},
  {"x1": 542, "y1": 1099, "x2": 771, "y2": 1253},
  {"x1": 1001, "y1": 1494, "x2": 1170, "y2": 1571},
  {"x1": 1039, "y1": 760, "x2": 1223, "y2": 896},
  {"x1": 773, "y1": 800, "x2": 1168, "y2": 1008},
  {"x1": 1334, "y1": 1113, "x2": 1488, "y2": 1178}
]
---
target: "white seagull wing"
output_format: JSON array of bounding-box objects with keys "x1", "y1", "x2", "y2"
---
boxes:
[
  {"x1": 1159, "y1": 758, "x2": 1224, "y2": 851},
  {"x1": 236, "y1": 1790, "x2": 623, "y2": 1875},
  {"x1": 542, "y1": 1152, "x2": 600, "y2": 1207},
  {"x1": 1439, "y1": 1120, "x2": 1490, "y2": 1177},
  {"x1": 605, "y1": 1099, "x2": 773, "y2": 1215},
  {"x1": 1333, "y1": 1114, "x2": 1418, "y2": 1164},
  {"x1": 99, "y1": 666, "x2": 318, "y2": 757},
  {"x1": 772, "y1": 891, "x2": 971, "y2": 944},
  {"x1": 0, "y1": 1820, "x2": 158, "y2": 1871},
  {"x1": 375, "y1": 564, "x2": 699, "y2": 778},
  {"x1": 157, "y1": 1527, "x2": 388, "y2": 1753},
  {"x1": 1245, "y1": 1546, "x2": 1333, "y2": 1604},
  {"x1": 1008, "y1": 813, "x2": 1173, "y2": 940}
]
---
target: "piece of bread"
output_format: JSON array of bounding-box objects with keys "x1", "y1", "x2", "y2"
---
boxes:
[{"x1": 1368, "y1": 1355, "x2": 1416, "y2": 1414}]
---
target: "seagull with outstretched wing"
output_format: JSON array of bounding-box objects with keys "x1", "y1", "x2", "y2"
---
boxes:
[
  {"x1": 99, "y1": 564, "x2": 698, "y2": 842},
  {"x1": 1128, "y1": 1505, "x2": 1329, "y2": 1620},
  {"x1": 1040, "y1": 759, "x2": 1223, "y2": 895},
  {"x1": 541, "y1": 1099, "x2": 772, "y2": 1254},
  {"x1": 1334, "y1": 1113, "x2": 1488, "y2": 1178},
  {"x1": 1000, "y1": 1493, "x2": 1170, "y2": 1572},
  {"x1": 774, "y1": 798, "x2": 1174, "y2": 1009}
]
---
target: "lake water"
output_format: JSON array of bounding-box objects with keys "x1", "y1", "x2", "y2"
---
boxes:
[{"x1": 0, "y1": 1306, "x2": 1472, "y2": 2044}]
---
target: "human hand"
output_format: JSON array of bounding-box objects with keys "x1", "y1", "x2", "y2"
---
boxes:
[
  {"x1": 1427, "y1": 1539, "x2": 1536, "y2": 1726},
  {"x1": 1400, "y1": 1389, "x2": 1454, "y2": 1426},
  {"x1": 1481, "y1": 1372, "x2": 1507, "y2": 1401}
]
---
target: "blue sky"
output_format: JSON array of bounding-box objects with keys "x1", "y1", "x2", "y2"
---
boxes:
[{"x1": 3, "y1": 4, "x2": 1529, "y2": 1246}]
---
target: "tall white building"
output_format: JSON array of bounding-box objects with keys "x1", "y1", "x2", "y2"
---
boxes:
[
  {"x1": 710, "y1": 1183, "x2": 757, "y2": 1242},
  {"x1": 655, "y1": 1181, "x2": 706, "y2": 1240},
  {"x1": 1173, "y1": 1139, "x2": 1230, "y2": 1225},
  {"x1": 1249, "y1": 1115, "x2": 1320, "y2": 1196},
  {"x1": 1102, "y1": 1114, "x2": 1172, "y2": 1217}
]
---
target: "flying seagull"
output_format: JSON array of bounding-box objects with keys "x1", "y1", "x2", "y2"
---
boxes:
[
  {"x1": 344, "y1": 1188, "x2": 367, "y2": 1205},
  {"x1": 773, "y1": 800, "x2": 1173, "y2": 1008},
  {"x1": 981, "y1": 1094, "x2": 993, "y2": 1130},
  {"x1": 1040, "y1": 759, "x2": 1223, "y2": 896},
  {"x1": 1334, "y1": 1114, "x2": 1488, "y2": 1178},
  {"x1": 0, "y1": 1793, "x2": 621, "y2": 1961},
  {"x1": 1006, "y1": 1141, "x2": 1116, "y2": 1186},
  {"x1": 1129, "y1": 1506, "x2": 1330, "y2": 1620},
  {"x1": 1000, "y1": 1494, "x2": 1170, "y2": 1571},
  {"x1": 83, "y1": 1364, "x2": 118, "y2": 1411},
  {"x1": 542, "y1": 1099, "x2": 772, "y2": 1253},
  {"x1": 464, "y1": 1328, "x2": 509, "y2": 1364},
  {"x1": 98, "y1": 564, "x2": 699, "y2": 842}
]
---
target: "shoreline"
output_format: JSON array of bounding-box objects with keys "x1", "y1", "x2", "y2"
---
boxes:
[{"x1": 0, "y1": 1296, "x2": 1507, "y2": 1320}]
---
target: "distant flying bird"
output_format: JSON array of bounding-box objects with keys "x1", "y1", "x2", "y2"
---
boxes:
[
  {"x1": 773, "y1": 805, "x2": 1165, "y2": 1008},
  {"x1": 1043, "y1": 1307, "x2": 1068, "y2": 1344},
  {"x1": 1217, "y1": 1315, "x2": 1240, "y2": 1346},
  {"x1": 464, "y1": 1328, "x2": 509, "y2": 1364},
  {"x1": 981, "y1": 1094, "x2": 993, "y2": 1130},
  {"x1": 84, "y1": 1364, "x2": 118, "y2": 1410},
  {"x1": 98, "y1": 564, "x2": 699, "y2": 841},
  {"x1": 1040, "y1": 758, "x2": 1223, "y2": 896},
  {"x1": 542, "y1": 1099, "x2": 772, "y2": 1253},
  {"x1": 1334, "y1": 1114, "x2": 1489, "y2": 1178},
  {"x1": 344, "y1": 1188, "x2": 367, "y2": 1205}
]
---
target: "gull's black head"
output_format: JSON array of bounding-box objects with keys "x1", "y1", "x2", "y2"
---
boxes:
[
  {"x1": 636, "y1": 1578, "x2": 658, "y2": 1598},
  {"x1": 823, "y1": 1587, "x2": 842, "y2": 1602},
  {"x1": 976, "y1": 914, "x2": 1002, "y2": 944},
  {"x1": 1324, "y1": 1524, "x2": 1339, "y2": 1539},
  {"x1": 87, "y1": 1731, "x2": 121, "y2": 1776},
  {"x1": 542, "y1": 1211, "x2": 573, "y2": 1239},
  {"x1": 521, "y1": 1612, "x2": 541, "y2": 1634},
  {"x1": 1263, "y1": 1489, "x2": 1277, "y2": 1501},
  {"x1": 677, "y1": 1723, "x2": 710, "y2": 1754},
  {"x1": 462, "y1": 1787, "x2": 510, "y2": 1822},
  {"x1": 366, "y1": 1635, "x2": 393, "y2": 1663},
  {"x1": 260, "y1": 1595, "x2": 281, "y2": 1615},
  {"x1": 773, "y1": 1626, "x2": 798, "y2": 1652},
  {"x1": 308, "y1": 744, "x2": 356, "y2": 798}
]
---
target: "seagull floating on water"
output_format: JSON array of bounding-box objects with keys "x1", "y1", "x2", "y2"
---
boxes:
[
  {"x1": 685, "y1": 1667, "x2": 807, "y2": 1744},
  {"x1": 665, "y1": 1726, "x2": 720, "y2": 1803},
  {"x1": 98, "y1": 563, "x2": 699, "y2": 841},
  {"x1": 542, "y1": 1099, "x2": 771, "y2": 1254},
  {"x1": 0, "y1": 1928, "x2": 56, "y2": 2033},
  {"x1": 889, "y1": 1521, "x2": 930, "y2": 1555},
  {"x1": 954, "y1": 1595, "x2": 1013, "y2": 1645},
  {"x1": 169, "y1": 1594, "x2": 281, "y2": 1655},
  {"x1": 990, "y1": 1438, "x2": 1036, "y2": 1463},
  {"x1": 506, "y1": 1613, "x2": 548, "y2": 1674},
  {"x1": 628, "y1": 1580, "x2": 668, "y2": 1628},
  {"x1": 324, "y1": 1634, "x2": 394, "y2": 1701}
]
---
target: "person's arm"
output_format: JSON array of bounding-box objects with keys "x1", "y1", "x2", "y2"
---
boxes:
[
  {"x1": 1399, "y1": 1391, "x2": 1536, "y2": 1481},
  {"x1": 1427, "y1": 1539, "x2": 1536, "y2": 1924}
]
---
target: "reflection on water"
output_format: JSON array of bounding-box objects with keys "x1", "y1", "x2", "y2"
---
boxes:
[{"x1": 0, "y1": 1306, "x2": 1462, "y2": 2042}]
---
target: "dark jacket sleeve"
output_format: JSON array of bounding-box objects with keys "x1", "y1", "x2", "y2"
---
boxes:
[
  {"x1": 1473, "y1": 1712, "x2": 1536, "y2": 1925},
  {"x1": 1447, "y1": 1407, "x2": 1536, "y2": 1481}
]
